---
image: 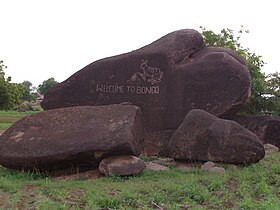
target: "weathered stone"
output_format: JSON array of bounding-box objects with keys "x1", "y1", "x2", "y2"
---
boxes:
[
  {"x1": 41, "y1": 29, "x2": 251, "y2": 132},
  {"x1": 208, "y1": 166, "x2": 226, "y2": 174},
  {"x1": 145, "y1": 162, "x2": 169, "y2": 171},
  {"x1": 264, "y1": 144, "x2": 279, "y2": 154},
  {"x1": 233, "y1": 115, "x2": 280, "y2": 148},
  {"x1": 0, "y1": 105, "x2": 145, "y2": 171},
  {"x1": 166, "y1": 109, "x2": 265, "y2": 164},
  {"x1": 99, "y1": 155, "x2": 145, "y2": 176},
  {"x1": 144, "y1": 130, "x2": 174, "y2": 156},
  {"x1": 201, "y1": 161, "x2": 215, "y2": 170}
]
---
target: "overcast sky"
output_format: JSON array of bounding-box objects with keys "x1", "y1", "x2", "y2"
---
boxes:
[{"x1": 1, "y1": 0, "x2": 279, "y2": 87}]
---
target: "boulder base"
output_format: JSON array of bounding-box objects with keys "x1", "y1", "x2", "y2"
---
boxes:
[
  {"x1": 0, "y1": 105, "x2": 145, "y2": 171},
  {"x1": 166, "y1": 109, "x2": 265, "y2": 164}
]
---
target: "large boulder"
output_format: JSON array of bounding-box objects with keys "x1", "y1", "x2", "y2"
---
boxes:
[
  {"x1": 41, "y1": 29, "x2": 251, "y2": 132},
  {"x1": 165, "y1": 109, "x2": 265, "y2": 164},
  {"x1": 0, "y1": 105, "x2": 145, "y2": 171},
  {"x1": 143, "y1": 130, "x2": 174, "y2": 156},
  {"x1": 233, "y1": 115, "x2": 280, "y2": 148}
]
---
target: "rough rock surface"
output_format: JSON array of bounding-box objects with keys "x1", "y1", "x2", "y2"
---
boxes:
[
  {"x1": 264, "y1": 144, "x2": 279, "y2": 154},
  {"x1": 144, "y1": 130, "x2": 174, "y2": 156},
  {"x1": 166, "y1": 109, "x2": 265, "y2": 164},
  {"x1": 233, "y1": 115, "x2": 280, "y2": 148},
  {"x1": 0, "y1": 105, "x2": 145, "y2": 171},
  {"x1": 41, "y1": 29, "x2": 251, "y2": 132},
  {"x1": 99, "y1": 155, "x2": 145, "y2": 176},
  {"x1": 201, "y1": 161, "x2": 215, "y2": 170},
  {"x1": 208, "y1": 167, "x2": 226, "y2": 173}
]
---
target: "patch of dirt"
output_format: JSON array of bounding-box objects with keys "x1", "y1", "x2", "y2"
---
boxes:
[
  {"x1": 65, "y1": 188, "x2": 85, "y2": 208},
  {"x1": 0, "y1": 193, "x2": 10, "y2": 209},
  {"x1": 16, "y1": 184, "x2": 37, "y2": 210},
  {"x1": 227, "y1": 178, "x2": 238, "y2": 193},
  {"x1": 223, "y1": 200, "x2": 235, "y2": 209},
  {"x1": 223, "y1": 178, "x2": 238, "y2": 209}
]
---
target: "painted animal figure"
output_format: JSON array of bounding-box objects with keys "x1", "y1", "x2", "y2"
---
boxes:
[{"x1": 127, "y1": 60, "x2": 164, "y2": 85}]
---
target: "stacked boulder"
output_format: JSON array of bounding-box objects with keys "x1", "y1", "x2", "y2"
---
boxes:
[
  {"x1": 0, "y1": 29, "x2": 273, "y2": 175},
  {"x1": 0, "y1": 105, "x2": 145, "y2": 172}
]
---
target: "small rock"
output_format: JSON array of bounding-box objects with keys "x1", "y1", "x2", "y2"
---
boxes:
[
  {"x1": 264, "y1": 144, "x2": 279, "y2": 154},
  {"x1": 99, "y1": 155, "x2": 145, "y2": 176},
  {"x1": 208, "y1": 166, "x2": 226, "y2": 174},
  {"x1": 201, "y1": 161, "x2": 215, "y2": 170},
  {"x1": 145, "y1": 162, "x2": 169, "y2": 171}
]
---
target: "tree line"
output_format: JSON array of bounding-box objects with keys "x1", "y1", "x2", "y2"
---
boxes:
[
  {"x1": 200, "y1": 26, "x2": 280, "y2": 116},
  {"x1": 1, "y1": 27, "x2": 279, "y2": 114},
  {"x1": 0, "y1": 62, "x2": 57, "y2": 110}
]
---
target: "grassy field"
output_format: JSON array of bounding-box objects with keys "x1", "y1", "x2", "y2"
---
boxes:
[
  {"x1": 0, "y1": 110, "x2": 41, "y2": 132},
  {"x1": 0, "y1": 111, "x2": 279, "y2": 209}
]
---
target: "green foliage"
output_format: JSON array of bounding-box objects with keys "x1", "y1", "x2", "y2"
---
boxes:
[
  {"x1": 38, "y1": 77, "x2": 58, "y2": 95},
  {"x1": 0, "y1": 110, "x2": 41, "y2": 132},
  {"x1": 200, "y1": 27, "x2": 279, "y2": 115},
  {"x1": 0, "y1": 60, "x2": 21, "y2": 110},
  {"x1": 18, "y1": 80, "x2": 35, "y2": 101},
  {"x1": 265, "y1": 72, "x2": 280, "y2": 115},
  {"x1": 0, "y1": 152, "x2": 279, "y2": 209}
]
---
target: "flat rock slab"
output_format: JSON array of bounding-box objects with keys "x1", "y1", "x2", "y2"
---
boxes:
[
  {"x1": 41, "y1": 29, "x2": 251, "y2": 131},
  {"x1": 99, "y1": 155, "x2": 145, "y2": 176},
  {"x1": 233, "y1": 115, "x2": 280, "y2": 148},
  {"x1": 0, "y1": 105, "x2": 145, "y2": 171},
  {"x1": 166, "y1": 109, "x2": 265, "y2": 164}
]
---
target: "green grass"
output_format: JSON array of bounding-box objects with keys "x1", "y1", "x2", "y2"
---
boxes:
[
  {"x1": 0, "y1": 111, "x2": 279, "y2": 209},
  {"x1": 0, "y1": 153, "x2": 279, "y2": 209},
  {"x1": 0, "y1": 110, "x2": 41, "y2": 132}
]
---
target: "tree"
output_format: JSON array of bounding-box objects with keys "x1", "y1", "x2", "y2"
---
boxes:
[
  {"x1": 19, "y1": 80, "x2": 35, "y2": 101},
  {"x1": 200, "y1": 26, "x2": 272, "y2": 115},
  {"x1": 0, "y1": 60, "x2": 6, "y2": 79},
  {"x1": 264, "y1": 72, "x2": 280, "y2": 115},
  {"x1": 38, "y1": 77, "x2": 58, "y2": 95},
  {"x1": 0, "y1": 60, "x2": 21, "y2": 110}
]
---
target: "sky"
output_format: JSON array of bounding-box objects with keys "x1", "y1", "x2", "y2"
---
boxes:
[{"x1": 1, "y1": 0, "x2": 279, "y2": 87}]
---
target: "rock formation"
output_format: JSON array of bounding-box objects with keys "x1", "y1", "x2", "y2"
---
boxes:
[
  {"x1": 234, "y1": 115, "x2": 280, "y2": 148},
  {"x1": 165, "y1": 109, "x2": 265, "y2": 164},
  {"x1": 0, "y1": 105, "x2": 145, "y2": 171},
  {"x1": 41, "y1": 29, "x2": 251, "y2": 133}
]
